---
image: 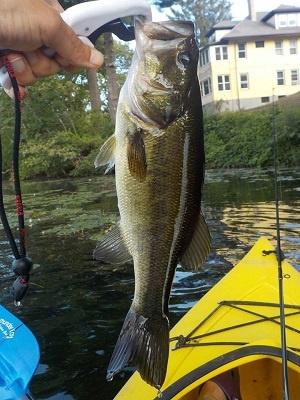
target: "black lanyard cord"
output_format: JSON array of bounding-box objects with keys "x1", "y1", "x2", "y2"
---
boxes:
[
  {"x1": 0, "y1": 52, "x2": 33, "y2": 303},
  {"x1": 0, "y1": 135, "x2": 20, "y2": 259}
]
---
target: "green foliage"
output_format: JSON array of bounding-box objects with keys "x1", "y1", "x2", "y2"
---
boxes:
[
  {"x1": 0, "y1": 88, "x2": 16, "y2": 174},
  {"x1": 204, "y1": 107, "x2": 300, "y2": 168},
  {"x1": 20, "y1": 131, "x2": 78, "y2": 179},
  {"x1": 0, "y1": 73, "x2": 115, "y2": 180}
]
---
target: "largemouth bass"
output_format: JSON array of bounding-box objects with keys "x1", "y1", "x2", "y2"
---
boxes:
[{"x1": 94, "y1": 18, "x2": 211, "y2": 389}]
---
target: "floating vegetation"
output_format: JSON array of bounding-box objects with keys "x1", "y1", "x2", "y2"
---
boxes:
[{"x1": 0, "y1": 177, "x2": 119, "y2": 239}]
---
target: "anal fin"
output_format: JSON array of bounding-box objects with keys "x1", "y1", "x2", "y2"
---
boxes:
[
  {"x1": 180, "y1": 213, "x2": 211, "y2": 270},
  {"x1": 93, "y1": 223, "x2": 132, "y2": 265}
]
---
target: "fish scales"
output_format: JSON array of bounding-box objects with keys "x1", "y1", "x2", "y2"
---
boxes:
[
  {"x1": 117, "y1": 125, "x2": 200, "y2": 309},
  {"x1": 94, "y1": 18, "x2": 211, "y2": 389}
]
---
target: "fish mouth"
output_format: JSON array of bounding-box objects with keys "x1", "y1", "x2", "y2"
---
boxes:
[{"x1": 136, "y1": 18, "x2": 195, "y2": 40}]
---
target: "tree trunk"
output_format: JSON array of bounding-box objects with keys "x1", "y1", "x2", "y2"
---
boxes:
[
  {"x1": 104, "y1": 32, "x2": 119, "y2": 123},
  {"x1": 86, "y1": 69, "x2": 101, "y2": 111}
]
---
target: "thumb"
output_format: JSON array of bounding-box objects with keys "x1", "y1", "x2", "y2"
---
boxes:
[{"x1": 43, "y1": 15, "x2": 104, "y2": 69}]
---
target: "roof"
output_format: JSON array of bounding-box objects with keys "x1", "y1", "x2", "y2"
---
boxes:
[
  {"x1": 205, "y1": 4, "x2": 300, "y2": 42},
  {"x1": 223, "y1": 16, "x2": 300, "y2": 41},
  {"x1": 262, "y1": 4, "x2": 300, "y2": 22},
  {"x1": 205, "y1": 20, "x2": 240, "y2": 39}
]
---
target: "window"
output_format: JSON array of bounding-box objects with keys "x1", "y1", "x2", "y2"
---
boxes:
[
  {"x1": 238, "y1": 43, "x2": 246, "y2": 58},
  {"x1": 275, "y1": 41, "x2": 283, "y2": 55},
  {"x1": 278, "y1": 13, "x2": 300, "y2": 28},
  {"x1": 255, "y1": 41, "x2": 264, "y2": 48},
  {"x1": 200, "y1": 49, "x2": 209, "y2": 67},
  {"x1": 200, "y1": 78, "x2": 212, "y2": 96},
  {"x1": 291, "y1": 69, "x2": 299, "y2": 85},
  {"x1": 289, "y1": 40, "x2": 297, "y2": 55},
  {"x1": 218, "y1": 75, "x2": 230, "y2": 91},
  {"x1": 261, "y1": 97, "x2": 270, "y2": 103},
  {"x1": 215, "y1": 46, "x2": 228, "y2": 60},
  {"x1": 288, "y1": 13, "x2": 296, "y2": 26},
  {"x1": 278, "y1": 14, "x2": 287, "y2": 27},
  {"x1": 240, "y1": 74, "x2": 249, "y2": 89},
  {"x1": 277, "y1": 71, "x2": 285, "y2": 85}
]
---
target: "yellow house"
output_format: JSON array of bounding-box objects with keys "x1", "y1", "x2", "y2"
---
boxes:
[{"x1": 199, "y1": 1, "x2": 300, "y2": 112}]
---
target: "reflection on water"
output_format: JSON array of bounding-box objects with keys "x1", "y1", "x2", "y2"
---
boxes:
[{"x1": 0, "y1": 168, "x2": 299, "y2": 400}]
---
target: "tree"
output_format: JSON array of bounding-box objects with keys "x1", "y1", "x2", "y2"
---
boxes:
[
  {"x1": 152, "y1": 0, "x2": 232, "y2": 45},
  {"x1": 104, "y1": 33, "x2": 119, "y2": 123},
  {"x1": 58, "y1": 0, "x2": 102, "y2": 111}
]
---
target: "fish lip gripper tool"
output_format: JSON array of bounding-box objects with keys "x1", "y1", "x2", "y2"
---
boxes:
[{"x1": 0, "y1": 0, "x2": 152, "y2": 92}]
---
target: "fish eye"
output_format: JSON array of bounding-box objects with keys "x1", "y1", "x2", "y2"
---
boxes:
[{"x1": 178, "y1": 51, "x2": 192, "y2": 65}]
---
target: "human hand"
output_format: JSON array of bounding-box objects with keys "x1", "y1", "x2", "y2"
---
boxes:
[{"x1": 0, "y1": 0, "x2": 104, "y2": 98}]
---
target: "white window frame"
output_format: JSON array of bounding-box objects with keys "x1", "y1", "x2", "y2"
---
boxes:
[
  {"x1": 288, "y1": 13, "x2": 297, "y2": 26},
  {"x1": 289, "y1": 39, "x2": 297, "y2": 55},
  {"x1": 278, "y1": 14, "x2": 287, "y2": 27},
  {"x1": 275, "y1": 41, "x2": 283, "y2": 55},
  {"x1": 217, "y1": 75, "x2": 230, "y2": 91},
  {"x1": 291, "y1": 69, "x2": 299, "y2": 85},
  {"x1": 278, "y1": 13, "x2": 300, "y2": 27},
  {"x1": 200, "y1": 49, "x2": 209, "y2": 67},
  {"x1": 200, "y1": 77, "x2": 212, "y2": 96},
  {"x1": 277, "y1": 70, "x2": 285, "y2": 86},
  {"x1": 240, "y1": 73, "x2": 249, "y2": 89},
  {"x1": 215, "y1": 46, "x2": 228, "y2": 60},
  {"x1": 238, "y1": 43, "x2": 246, "y2": 58}
]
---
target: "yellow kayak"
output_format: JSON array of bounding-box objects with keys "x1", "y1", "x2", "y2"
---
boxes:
[{"x1": 115, "y1": 237, "x2": 300, "y2": 399}]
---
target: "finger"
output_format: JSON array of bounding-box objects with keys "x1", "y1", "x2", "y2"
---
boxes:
[
  {"x1": 25, "y1": 50, "x2": 61, "y2": 77},
  {"x1": 43, "y1": 0, "x2": 64, "y2": 12},
  {"x1": 61, "y1": 65, "x2": 78, "y2": 73},
  {"x1": 53, "y1": 55, "x2": 71, "y2": 68},
  {"x1": 42, "y1": 14, "x2": 104, "y2": 69},
  {"x1": 7, "y1": 53, "x2": 38, "y2": 87}
]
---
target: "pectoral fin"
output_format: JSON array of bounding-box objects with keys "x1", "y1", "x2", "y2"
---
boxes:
[
  {"x1": 127, "y1": 128, "x2": 147, "y2": 182},
  {"x1": 94, "y1": 134, "x2": 116, "y2": 173},
  {"x1": 180, "y1": 213, "x2": 211, "y2": 270},
  {"x1": 93, "y1": 223, "x2": 132, "y2": 265}
]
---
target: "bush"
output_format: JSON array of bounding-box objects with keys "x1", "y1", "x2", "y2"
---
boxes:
[{"x1": 204, "y1": 107, "x2": 299, "y2": 168}]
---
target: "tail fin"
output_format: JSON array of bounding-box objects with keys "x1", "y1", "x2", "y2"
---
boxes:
[{"x1": 107, "y1": 308, "x2": 169, "y2": 389}]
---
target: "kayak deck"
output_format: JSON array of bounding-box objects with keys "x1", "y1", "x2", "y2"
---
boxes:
[{"x1": 115, "y1": 237, "x2": 300, "y2": 399}]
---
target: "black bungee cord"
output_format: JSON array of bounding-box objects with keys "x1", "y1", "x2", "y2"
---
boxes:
[{"x1": 0, "y1": 52, "x2": 33, "y2": 305}]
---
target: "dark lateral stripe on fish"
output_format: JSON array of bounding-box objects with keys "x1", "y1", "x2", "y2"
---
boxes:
[{"x1": 107, "y1": 308, "x2": 169, "y2": 388}]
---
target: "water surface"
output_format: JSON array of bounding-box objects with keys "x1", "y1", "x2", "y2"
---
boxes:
[{"x1": 0, "y1": 168, "x2": 299, "y2": 399}]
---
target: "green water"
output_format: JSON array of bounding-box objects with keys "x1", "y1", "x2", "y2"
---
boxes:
[{"x1": 0, "y1": 168, "x2": 299, "y2": 400}]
